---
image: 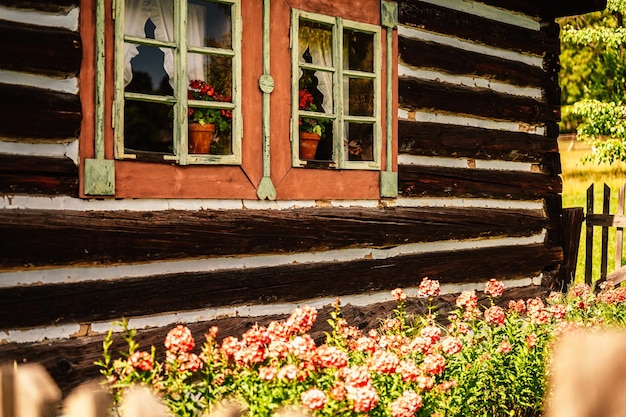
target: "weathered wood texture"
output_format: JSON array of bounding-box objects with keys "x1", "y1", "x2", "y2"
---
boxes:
[
  {"x1": 0, "y1": 206, "x2": 547, "y2": 268},
  {"x1": 0, "y1": 1, "x2": 78, "y2": 13},
  {"x1": 0, "y1": 20, "x2": 81, "y2": 77},
  {"x1": 398, "y1": 0, "x2": 544, "y2": 55},
  {"x1": 477, "y1": 0, "x2": 606, "y2": 18},
  {"x1": 0, "y1": 154, "x2": 78, "y2": 196},
  {"x1": 398, "y1": 77, "x2": 546, "y2": 124},
  {"x1": 0, "y1": 83, "x2": 81, "y2": 140},
  {"x1": 0, "y1": 242, "x2": 562, "y2": 329},
  {"x1": 398, "y1": 36, "x2": 544, "y2": 88},
  {"x1": 399, "y1": 165, "x2": 562, "y2": 200},
  {"x1": 398, "y1": 120, "x2": 558, "y2": 162},
  {"x1": 0, "y1": 284, "x2": 551, "y2": 397}
]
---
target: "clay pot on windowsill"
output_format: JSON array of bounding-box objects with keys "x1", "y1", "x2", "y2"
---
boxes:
[
  {"x1": 188, "y1": 123, "x2": 216, "y2": 154},
  {"x1": 299, "y1": 131, "x2": 321, "y2": 160}
]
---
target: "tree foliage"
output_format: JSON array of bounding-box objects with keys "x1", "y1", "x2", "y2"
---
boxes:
[{"x1": 559, "y1": 0, "x2": 626, "y2": 164}]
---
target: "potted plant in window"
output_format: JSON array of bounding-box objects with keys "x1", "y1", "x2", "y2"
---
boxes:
[
  {"x1": 188, "y1": 80, "x2": 232, "y2": 154},
  {"x1": 299, "y1": 88, "x2": 327, "y2": 160}
]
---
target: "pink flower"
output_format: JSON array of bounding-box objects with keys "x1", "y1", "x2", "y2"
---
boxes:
[
  {"x1": 508, "y1": 299, "x2": 526, "y2": 314},
  {"x1": 301, "y1": 388, "x2": 327, "y2": 410},
  {"x1": 390, "y1": 390, "x2": 423, "y2": 417},
  {"x1": 550, "y1": 304, "x2": 567, "y2": 320},
  {"x1": 341, "y1": 365, "x2": 372, "y2": 387},
  {"x1": 391, "y1": 288, "x2": 407, "y2": 301},
  {"x1": 346, "y1": 385, "x2": 379, "y2": 413},
  {"x1": 423, "y1": 353, "x2": 446, "y2": 376},
  {"x1": 441, "y1": 336, "x2": 463, "y2": 355},
  {"x1": 330, "y1": 382, "x2": 347, "y2": 401},
  {"x1": 496, "y1": 340, "x2": 512, "y2": 354},
  {"x1": 288, "y1": 335, "x2": 316, "y2": 360},
  {"x1": 164, "y1": 324, "x2": 195, "y2": 354},
  {"x1": 242, "y1": 324, "x2": 270, "y2": 345},
  {"x1": 420, "y1": 326, "x2": 441, "y2": 344},
  {"x1": 383, "y1": 318, "x2": 402, "y2": 331},
  {"x1": 316, "y1": 345, "x2": 349, "y2": 369},
  {"x1": 456, "y1": 290, "x2": 478, "y2": 310},
  {"x1": 485, "y1": 279, "x2": 505, "y2": 297},
  {"x1": 258, "y1": 366, "x2": 278, "y2": 380},
  {"x1": 417, "y1": 277, "x2": 440, "y2": 298},
  {"x1": 277, "y1": 364, "x2": 299, "y2": 380},
  {"x1": 128, "y1": 351, "x2": 153, "y2": 371},
  {"x1": 397, "y1": 359, "x2": 420, "y2": 382},
  {"x1": 526, "y1": 333, "x2": 537, "y2": 349},
  {"x1": 484, "y1": 306, "x2": 506, "y2": 326},
  {"x1": 417, "y1": 375, "x2": 434, "y2": 391},
  {"x1": 286, "y1": 305, "x2": 318, "y2": 334},
  {"x1": 176, "y1": 352, "x2": 203, "y2": 372},
  {"x1": 369, "y1": 350, "x2": 399, "y2": 374},
  {"x1": 409, "y1": 336, "x2": 434, "y2": 354},
  {"x1": 355, "y1": 336, "x2": 378, "y2": 354}
]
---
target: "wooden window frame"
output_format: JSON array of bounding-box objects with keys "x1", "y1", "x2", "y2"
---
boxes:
[
  {"x1": 291, "y1": 9, "x2": 382, "y2": 170},
  {"x1": 113, "y1": 0, "x2": 243, "y2": 166}
]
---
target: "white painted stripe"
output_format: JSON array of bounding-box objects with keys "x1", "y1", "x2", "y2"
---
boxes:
[
  {"x1": 419, "y1": 0, "x2": 540, "y2": 31},
  {"x1": 398, "y1": 66, "x2": 542, "y2": 98},
  {"x1": 395, "y1": 197, "x2": 544, "y2": 211},
  {"x1": 398, "y1": 154, "x2": 533, "y2": 172},
  {"x1": 398, "y1": 25, "x2": 543, "y2": 67},
  {"x1": 397, "y1": 109, "x2": 545, "y2": 135},
  {"x1": 0, "y1": 6, "x2": 79, "y2": 31},
  {"x1": 0, "y1": 70, "x2": 79, "y2": 95},
  {"x1": 0, "y1": 233, "x2": 546, "y2": 288},
  {"x1": 2, "y1": 276, "x2": 540, "y2": 343},
  {"x1": 0, "y1": 140, "x2": 78, "y2": 165}
]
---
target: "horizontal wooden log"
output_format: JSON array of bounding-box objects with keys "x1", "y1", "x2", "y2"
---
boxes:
[
  {"x1": 399, "y1": 165, "x2": 562, "y2": 200},
  {"x1": 586, "y1": 213, "x2": 626, "y2": 228},
  {"x1": 398, "y1": 76, "x2": 546, "y2": 125},
  {"x1": 465, "y1": 0, "x2": 605, "y2": 18},
  {"x1": 0, "y1": 154, "x2": 78, "y2": 196},
  {"x1": 0, "y1": 83, "x2": 81, "y2": 140},
  {"x1": 0, "y1": 20, "x2": 81, "y2": 77},
  {"x1": 0, "y1": 206, "x2": 547, "y2": 268},
  {"x1": 0, "y1": 284, "x2": 550, "y2": 396},
  {"x1": 0, "y1": 1, "x2": 78, "y2": 13},
  {"x1": 398, "y1": 36, "x2": 544, "y2": 88},
  {"x1": 398, "y1": 0, "x2": 544, "y2": 55},
  {"x1": 0, "y1": 243, "x2": 562, "y2": 328},
  {"x1": 398, "y1": 120, "x2": 558, "y2": 162}
]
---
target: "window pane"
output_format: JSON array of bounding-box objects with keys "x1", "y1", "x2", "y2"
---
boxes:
[
  {"x1": 188, "y1": 111, "x2": 232, "y2": 155},
  {"x1": 124, "y1": 100, "x2": 173, "y2": 154},
  {"x1": 187, "y1": 0, "x2": 232, "y2": 49},
  {"x1": 343, "y1": 29, "x2": 373, "y2": 72},
  {"x1": 125, "y1": 42, "x2": 173, "y2": 95},
  {"x1": 344, "y1": 123, "x2": 374, "y2": 162},
  {"x1": 345, "y1": 77, "x2": 374, "y2": 117},
  {"x1": 124, "y1": 0, "x2": 173, "y2": 39},
  {"x1": 299, "y1": 20, "x2": 333, "y2": 67},
  {"x1": 188, "y1": 53, "x2": 232, "y2": 99}
]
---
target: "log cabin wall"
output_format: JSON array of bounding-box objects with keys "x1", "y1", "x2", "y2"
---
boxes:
[{"x1": 0, "y1": 0, "x2": 605, "y2": 395}]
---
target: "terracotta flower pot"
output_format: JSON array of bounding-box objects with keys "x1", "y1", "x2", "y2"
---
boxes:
[
  {"x1": 299, "y1": 131, "x2": 321, "y2": 160},
  {"x1": 188, "y1": 123, "x2": 216, "y2": 154}
]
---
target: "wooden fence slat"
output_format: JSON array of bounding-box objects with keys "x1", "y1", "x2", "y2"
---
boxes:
[
  {"x1": 0, "y1": 364, "x2": 15, "y2": 417},
  {"x1": 601, "y1": 184, "x2": 611, "y2": 281},
  {"x1": 617, "y1": 184, "x2": 625, "y2": 270},
  {"x1": 560, "y1": 207, "x2": 584, "y2": 289},
  {"x1": 586, "y1": 184, "x2": 594, "y2": 284}
]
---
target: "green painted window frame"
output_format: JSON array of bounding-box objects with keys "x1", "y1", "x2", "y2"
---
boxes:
[
  {"x1": 291, "y1": 9, "x2": 382, "y2": 170},
  {"x1": 112, "y1": 0, "x2": 242, "y2": 166}
]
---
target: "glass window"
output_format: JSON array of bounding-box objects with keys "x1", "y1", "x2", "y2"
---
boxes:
[
  {"x1": 115, "y1": 0, "x2": 241, "y2": 165},
  {"x1": 292, "y1": 10, "x2": 381, "y2": 169}
]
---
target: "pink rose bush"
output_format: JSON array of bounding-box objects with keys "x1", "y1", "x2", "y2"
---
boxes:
[{"x1": 99, "y1": 279, "x2": 626, "y2": 417}]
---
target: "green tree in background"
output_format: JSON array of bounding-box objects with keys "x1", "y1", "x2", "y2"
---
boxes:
[{"x1": 560, "y1": 0, "x2": 626, "y2": 164}]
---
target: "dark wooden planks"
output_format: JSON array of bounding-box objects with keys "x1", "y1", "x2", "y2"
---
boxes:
[
  {"x1": 476, "y1": 0, "x2": 606, "y2": 19},
  {"x1": 0, "y1": 154, "x2": 78, "y2": 196},
  {"x1": 398, "y1": 0, "x2": 544, "y2": 55},
  {"x1": 0, "y1": 20, "x2": 81, "y2": 77},
  {"x1": 398, "y1": 120, "x2": 558, "y2": 162},
  {"x1": 0, "y1": 1, "x2": 78, "y2": 13},
  {"x1": 399, "y1": 165, "x2": 562, "y2": 200},
  {"x1": 398, "y1": 36, "x2": 544, "y2": 88},
  {"x1": 0, "y1": 243, "x2": 562, "y2": 328},
  {"x1": 0, "y1": 206, "x2": 547, "y2": 268},
  {"x1": 398, "y1": 77, "x2": 546, "y2": 124},
  {"x1": 0, "y1": 83, "x2": 81, "y2": 140}
]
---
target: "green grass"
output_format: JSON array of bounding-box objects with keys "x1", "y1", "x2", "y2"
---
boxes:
[{"x1": 559, "y1": 138, "x2": 626, "y2": 283}]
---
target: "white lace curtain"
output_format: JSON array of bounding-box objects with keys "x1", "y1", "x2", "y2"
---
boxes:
[
  {"x1": 298, "y1": 25, "x2": 333, "y2": 115},
  {"x1": 123, "y1": 0, "x2": 209, "y2": 86}
]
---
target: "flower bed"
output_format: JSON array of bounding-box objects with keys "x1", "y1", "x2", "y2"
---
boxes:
[{"x1": 99, "y1": 279, "x2": 626, "y2": 417}]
